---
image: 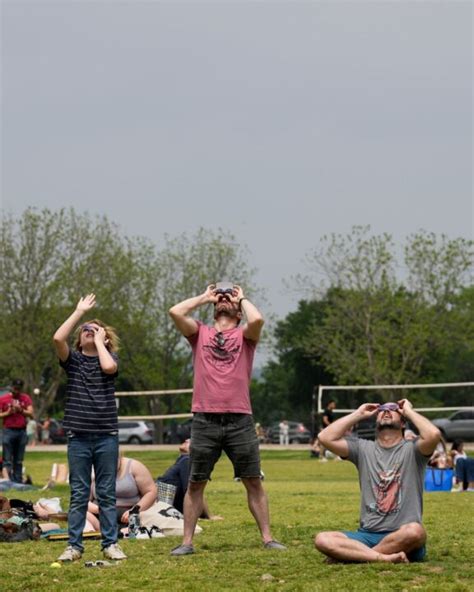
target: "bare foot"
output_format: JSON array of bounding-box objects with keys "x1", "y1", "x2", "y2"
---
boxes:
[
  {"x1": 324, "y1": 556, "x2": 342, "y2": 564},
  {"x1": 381, "y1": 552, "x2": 409, "y2": 564}
]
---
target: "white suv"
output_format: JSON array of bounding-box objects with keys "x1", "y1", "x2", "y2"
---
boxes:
[{"x1": 118, "y1": 421, "x2": 154, "y2": 444}]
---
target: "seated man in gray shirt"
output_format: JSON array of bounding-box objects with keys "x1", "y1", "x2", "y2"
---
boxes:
[{"x1": 315, "y1": 399, "x2": 440, "y2": 563}]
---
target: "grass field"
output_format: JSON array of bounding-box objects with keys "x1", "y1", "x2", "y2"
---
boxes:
[{"x1": 0, "y1": 450, "x2": 472, "y2": 592}]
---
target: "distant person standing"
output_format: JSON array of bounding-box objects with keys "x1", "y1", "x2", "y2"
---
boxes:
[
  {"x1": 320, "y1": 400, "x2": 337, "y2": 461},
  {"x1": 41, "y1": 416, "x2": 51, "y2": 444},
  {"x1": 279, "y1": 420, "x2": 289, "y2": 446},
  {"x1": 0, "y1": 379, "x2": 34, "y2": 482},
  {"x1": 322, "y1": 400, "x2": 337, "y2": 429},
  {"x1": 26, "y1": 417, "x2": 38, "y2": 447}
]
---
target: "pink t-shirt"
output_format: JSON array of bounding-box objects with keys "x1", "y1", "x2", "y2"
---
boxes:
[{"x1": 187, "y1": 322, "x2": 256, "y2": 414}]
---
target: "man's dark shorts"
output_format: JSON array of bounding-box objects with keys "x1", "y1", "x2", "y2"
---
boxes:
[
  {"x1": 190, "y1": 413, "x2": 261, "y2": 481},
  {"x1": 343, "y1": 528, "x2": 426, "y2": 562}
]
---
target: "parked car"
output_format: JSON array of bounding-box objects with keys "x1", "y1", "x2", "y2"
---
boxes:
[
  {"x1": 268, "y1": 421, "x2": 311, "y2": 444},
  {"x1": 163, "y1": 419, "x2": 192, "y2": 444},
  {"x1": 353, "y1": 417, "x2": 377, "y2": 440},
  {"x1": 118, "y1": 420, "x2": 155, "y2": 444},
  {"x1": 431, "y1": 409, "x2": 474, "y2": 442},
  {"x1": 353, "y1": 417, "x2": 419, "y2": 441}
]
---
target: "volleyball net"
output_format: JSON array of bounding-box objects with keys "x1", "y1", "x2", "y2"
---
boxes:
[
  {"x1": 115, "y1": 389, "x2": 193, "y2": 421},
  {"x1": 316, "y1": 381, "x2": 474, "y2": 415},
  {"x1": 115, "y1": 381, "x2": 473, "y2": 424}
]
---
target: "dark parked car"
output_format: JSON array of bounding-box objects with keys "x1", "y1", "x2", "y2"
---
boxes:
[
  {"x1": 268, "y1": 421, "x2": 311, "y2": 444},
  {"x1": 49, "y1": 418, "x2": 67, "y2": 444},
  {"x1": 353, "y1": 417, "x2": 377, "y2": 440},
  {"x1": 163, "y1": 419, "x2": 192, "y2": 444},
  {"x1": 353, "y1": 417, "x2": 419, "y2": 441},
  {"x1": 431, "y1": 409, "x2": 474, "y2": 442}
]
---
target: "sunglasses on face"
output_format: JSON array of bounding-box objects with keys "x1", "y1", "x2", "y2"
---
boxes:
[
  {"x1": 378, "y1": 403, "x2": 400, "y2": 413},
  {"x1": 81, "y1": 324, "x2": 96, "y2": 333},
  {"x1": 215, "y1": 332, "x2": 226, "y2": 348}
]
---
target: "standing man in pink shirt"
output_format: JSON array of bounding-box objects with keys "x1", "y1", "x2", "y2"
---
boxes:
[{"x1": 169, "y1": 283, "x2": 286, "y2": 555}]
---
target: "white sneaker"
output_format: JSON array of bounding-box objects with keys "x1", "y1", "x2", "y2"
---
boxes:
[
  {"x1": 58, "y1": 545, "x2": 82, "y2": 562},
  {"x1": 149, "y1": 526, "x2": 165, "y2": 539},
  {"x1": 136, "y1": 527, "x2": 151, "y2": 539},
  {"x1": 103, "y1": 543, "x2": 127, "y2": 560}
]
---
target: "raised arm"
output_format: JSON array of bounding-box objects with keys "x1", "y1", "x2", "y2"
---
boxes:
[
  {"x1": 318, "y1": 403, "x2": 380, "y2": 458},
  {"x1": 169, "y1": 285, "x2": 218, "y2": 337},
  {"x1": 53, "y1": 294, "x2": 96, "y2": 362},
  {"x1": 398, "y1": 399, "x2": 441, "y2": 456},
  {"x1": 232, "y1": 285, "x2": 264, "y2": 343}
]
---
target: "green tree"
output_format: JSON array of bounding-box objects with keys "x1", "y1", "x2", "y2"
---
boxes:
[
  {"x1": 139, "y1": 228, "x2": 261, "y2": 430},
  {"x1": 294, "y1": 227, "x2": 473, "y2": 399},
  {"x1": 0, "y1": 209, "x2": 261, "y2": 430},
  {"x1": 253, "y1": 300, "x2": 334, "y2": 428},
  {"x1": 0, "y1": 208, "x2": 161, "y2": 418}
]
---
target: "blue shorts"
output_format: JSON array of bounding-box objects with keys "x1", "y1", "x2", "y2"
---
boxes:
[{"x1": 343, "y1": 528, "x2": 426, "y2": 562}]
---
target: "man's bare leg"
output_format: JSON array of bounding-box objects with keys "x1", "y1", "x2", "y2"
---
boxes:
[
  {"x1": 373, "y1": 523, "x2": 426, "y2": 556},
  {"x1": 315, "y1": 531, "x2": 408, "y2": 563},
  {"x1": 241, "y1": 477, "x2": 272, "y2": 544},
  {"x1": 182, "y1": 480, "x2": 207, "y2": 546}
]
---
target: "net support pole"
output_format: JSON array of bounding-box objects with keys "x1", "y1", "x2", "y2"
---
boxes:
[{"x1": 317, "y1": 384, "x2": 324, "y2": 415}]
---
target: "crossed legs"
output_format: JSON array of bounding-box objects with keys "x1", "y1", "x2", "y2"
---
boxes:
[{"x1": 315, "y1": 523, "x2": 426, "y2": 563}]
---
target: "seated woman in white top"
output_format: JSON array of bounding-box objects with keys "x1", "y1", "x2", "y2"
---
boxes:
[
  {"x1": 449, "y1": 440, "x2": 467, "y2": 467},
  {"x1": 86, "y1": 455, "x2": 157, "y2": 531}
]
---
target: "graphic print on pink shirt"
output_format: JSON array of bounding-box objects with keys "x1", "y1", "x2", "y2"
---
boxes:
[
  {"x1": 202, "y1": 331, "x2": 241, "y2": 370},
  {"x1": 188, "y1": 322, "x2": 256, "y2": 414}
]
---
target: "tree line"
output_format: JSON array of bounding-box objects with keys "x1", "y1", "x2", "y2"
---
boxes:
[
  {"x1": 0, "y1": 208, "x2": 258, "y2": 422},
  {"x1": 1, "y1": 211, "x2": 472, "y2": 428},
  {"x1": 252, "y1": 226, "x2": 473, "y2": 424}
]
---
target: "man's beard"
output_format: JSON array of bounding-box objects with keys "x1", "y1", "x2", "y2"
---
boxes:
[
  {"x1": 376, "y1": 420, "x2": 402, "y2": 433},
  {"x1": 214, "y1": 302, "x2": 238, "y2": 320}
]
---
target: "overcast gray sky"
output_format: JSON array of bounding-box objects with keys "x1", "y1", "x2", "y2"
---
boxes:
[{"x1": 1, "y1": 0, "x2": 472, "y2": 323}]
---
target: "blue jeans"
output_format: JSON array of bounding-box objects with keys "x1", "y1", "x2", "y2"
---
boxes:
[
  {"x1": 2, "y1": 428, "x2": 27, "y2": 482},
  {"x1": 455, "y1": 458, "x2": 474, "y2": 489},
  {"x1": 67, "y1": 432, "x2": 119, "y2": 552}
]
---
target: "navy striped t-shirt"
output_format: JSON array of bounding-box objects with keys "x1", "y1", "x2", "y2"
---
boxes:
[{"x1": 60, "y1": 350, "x2": 118, "y2": 433}]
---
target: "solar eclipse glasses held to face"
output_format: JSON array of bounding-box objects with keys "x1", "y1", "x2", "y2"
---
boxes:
[
  {"x1": 377, "y1": 402, "x2": 401, "y2": 413},
  {"x1": 215, "y1": 282, "x2": 234, "y2": 295}
]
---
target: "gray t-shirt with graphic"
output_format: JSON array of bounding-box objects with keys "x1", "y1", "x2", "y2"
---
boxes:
[{"x1": 346, "y1": 437, "x2": 429, "y2": 532}]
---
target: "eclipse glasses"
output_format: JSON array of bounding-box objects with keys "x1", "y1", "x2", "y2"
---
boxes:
[{"x1": 377, "y1": 402, "x2": 401, "y2": 412}]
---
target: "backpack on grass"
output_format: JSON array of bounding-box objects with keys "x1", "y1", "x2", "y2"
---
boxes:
[{"x1": 0, "y1": 495, "x2": 41, "y2": 543}]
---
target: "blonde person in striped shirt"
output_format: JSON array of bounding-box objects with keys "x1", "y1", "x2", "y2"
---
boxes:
[{"x1": 53, "y1": 294, "x2": 126, "y2": 563}]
